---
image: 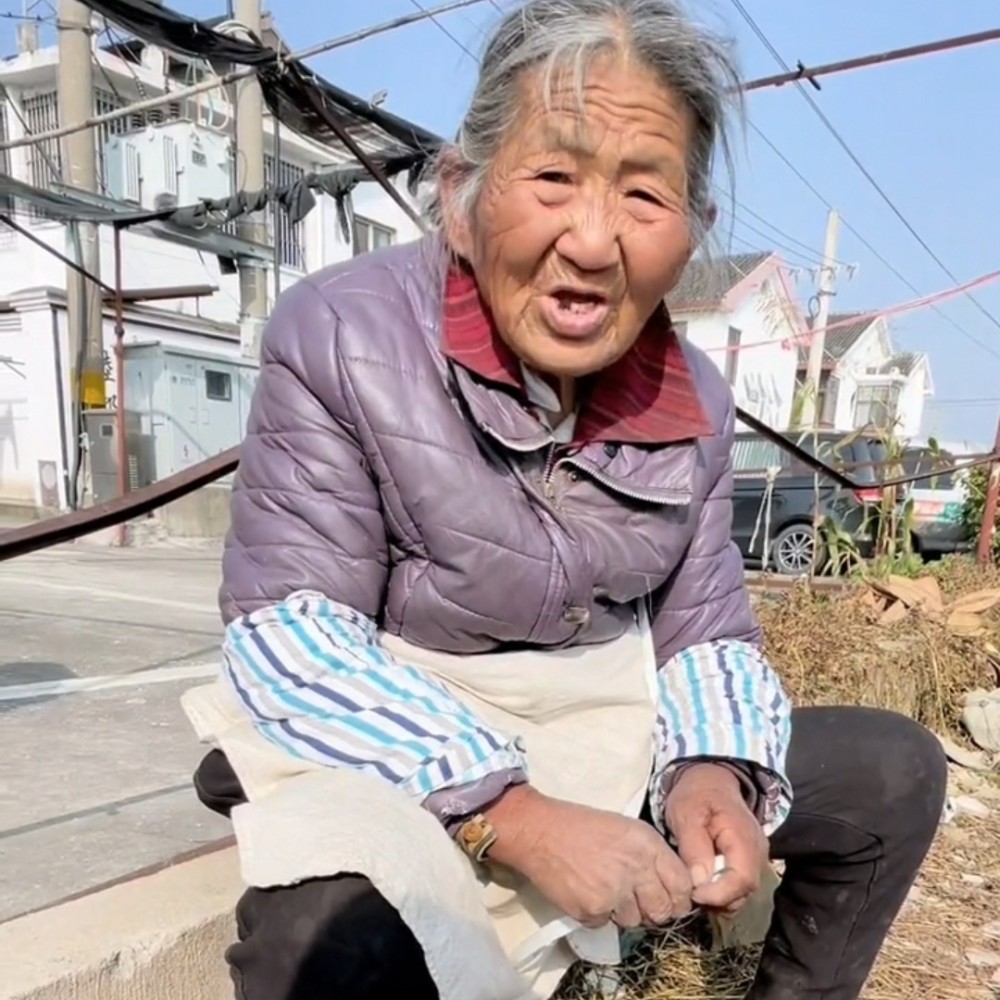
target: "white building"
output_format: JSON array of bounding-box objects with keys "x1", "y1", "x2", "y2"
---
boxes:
[
  {"x1": 0, "y1": 21, "x2": 426, "y2": 516},
  {"x1": 667, "y1": 251, "x2": 803, "y2": 430},
  {"x1": 796, "y1": 313, "x2": 933, "y2": 439}
]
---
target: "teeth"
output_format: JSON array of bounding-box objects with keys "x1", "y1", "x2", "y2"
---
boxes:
[{"x1": 557, "y1": 296, "x2": 599, "y2": 312}]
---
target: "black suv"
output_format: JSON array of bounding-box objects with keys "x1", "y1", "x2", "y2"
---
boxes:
[{"x1": 730, "y1": 430, "x2": 885, "y2": 574}]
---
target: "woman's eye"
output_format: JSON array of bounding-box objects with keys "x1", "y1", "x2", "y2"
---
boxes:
[
  {"x1": 626, "y1": 189, "x2": 663, "y2": 205},
  {"x1": 536, "y1": 171, "x2": 573, "y2": 184}
]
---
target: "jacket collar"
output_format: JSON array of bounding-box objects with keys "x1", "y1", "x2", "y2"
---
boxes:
[{"x1": 441, "y1": 263, "x2": 713, "y2": 445}]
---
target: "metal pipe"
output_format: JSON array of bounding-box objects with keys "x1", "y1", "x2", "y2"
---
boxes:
[
  {"x1": 113, "y1": 224, "x2": 127, "y2": 546},
  {"x1": 49, "y1": 303, "x2": 74, "y2": 510},
  {"x1": 742, "y1": 27, "x2": 1000, "y2": 93},
  {"x1": 273, "y1": 112, "x2": 282, "y2": 299}
]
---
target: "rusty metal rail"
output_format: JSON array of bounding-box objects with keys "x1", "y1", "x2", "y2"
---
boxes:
[{"x1": 0, "y1": 447, "x2": 238, "y2": 562}]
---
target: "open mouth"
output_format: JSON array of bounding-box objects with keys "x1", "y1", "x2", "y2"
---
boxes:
[
  {"x1": 553, "y1": 289, "x2": 607, "y2": 313},
  {"x1": 541, "y1": 287, "x2": 612, "y2": 339}
]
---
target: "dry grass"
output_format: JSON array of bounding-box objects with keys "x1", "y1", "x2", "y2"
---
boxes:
[{"x1": 559, "y1": 556, "x2": 1000, "y2": 1000}]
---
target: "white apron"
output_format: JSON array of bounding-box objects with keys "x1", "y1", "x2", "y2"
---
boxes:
[{"x1": 181, "y1": 604, "x2": 659, "y2": 1000}]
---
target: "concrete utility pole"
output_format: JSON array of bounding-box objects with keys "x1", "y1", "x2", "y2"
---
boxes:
[
  {"x1": 799, "y1": 209, "x2": 841, "y2": 429},
  {"x1": 57, "y1": 0, "x2": 105, "y2": 410},
  {"x1": 232, "y1": 0, "x2": 268, "y2": 355}
]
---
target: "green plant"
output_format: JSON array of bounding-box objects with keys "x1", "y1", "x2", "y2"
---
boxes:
[{"x1": 962, "y1": 464, "x2": 999, "y2": 560}]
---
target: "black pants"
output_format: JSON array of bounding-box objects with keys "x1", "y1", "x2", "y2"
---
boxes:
[{"x1": 194, "y1": 706, "x2": 947, "y2": 1000}]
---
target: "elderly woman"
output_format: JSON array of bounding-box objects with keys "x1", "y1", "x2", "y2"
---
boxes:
[{"x1": 187, "y1": 1, "x2": 946, "y2": 998}]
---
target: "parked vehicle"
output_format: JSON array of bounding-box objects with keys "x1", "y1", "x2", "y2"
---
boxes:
[
  {"x1": 730, "y1": 430, "x2": 884, "y2": 575},
  {"x1": 901, "y1": 444, "x2": 974, "y2": 557}
]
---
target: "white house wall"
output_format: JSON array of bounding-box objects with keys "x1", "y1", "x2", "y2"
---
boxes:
[
  {"x1": 829, "y1": 325, "x2": 882, "y2": 431},
  {"x1": 828, "y1": 323, "x2": 927, "y2": 436},
  {"x1": 894, "y1": 367, "x2": 927, "y2": 439},
  {"x1": 679, "y1": 288, "x2": 798, "y2": 431},
  {"x1": 0, "y1": 294, "x2": 69, "y2": 510}
]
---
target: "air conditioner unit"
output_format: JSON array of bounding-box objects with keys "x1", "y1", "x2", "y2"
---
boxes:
[
  {"x1": 103, "y1": 121, "x2": 233, "y2": 210},
  {"x1": 103, "y1": 135, "x2": 143, "y2": 203}
]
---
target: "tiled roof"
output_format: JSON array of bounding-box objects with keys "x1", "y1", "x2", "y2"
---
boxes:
[
  {"x1": 797, "y1": 311, "x2": 876, "y2": 367},
  {"x1": 666, "y1": 251, "x2": 772, "y2": 309},
  {"x1": 878, "y1": 351, "x2": 921, "y2": 376}
]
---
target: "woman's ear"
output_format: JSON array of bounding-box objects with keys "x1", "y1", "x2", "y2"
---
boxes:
[{"x1": 437, "y1": 150, "x2": 474, "y2": 260}]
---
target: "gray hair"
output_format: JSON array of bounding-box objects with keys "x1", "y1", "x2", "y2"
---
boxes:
[{"x1": 424, "y1": 0, "x2": 741, "y2": 246}]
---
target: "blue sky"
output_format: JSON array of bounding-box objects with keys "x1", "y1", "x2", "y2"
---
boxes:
[{"x1": 7, "y1": 1, "x2": 1000, "y2": 442}]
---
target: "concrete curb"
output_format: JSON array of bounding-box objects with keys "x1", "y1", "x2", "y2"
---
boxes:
[{"x1": 0, "y1": 845, "x2": 242, "y2": 1000}]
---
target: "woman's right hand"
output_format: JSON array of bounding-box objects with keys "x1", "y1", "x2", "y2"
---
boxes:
[{"x1": 484, "y1": 786, "x2": 693, "y2": 928}]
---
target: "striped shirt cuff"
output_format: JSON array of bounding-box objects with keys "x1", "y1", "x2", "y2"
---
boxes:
[
  {"x1": 222, "y1": 591, "x2": 528, "y2": 803},
  {"x1": 650, "y1": 639, "x2": 793, "y2": 837}
]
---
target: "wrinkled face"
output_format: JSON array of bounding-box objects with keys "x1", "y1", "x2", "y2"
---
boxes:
[{"x1": 444, "y1": 53, "x2": 701, "y2": 378}]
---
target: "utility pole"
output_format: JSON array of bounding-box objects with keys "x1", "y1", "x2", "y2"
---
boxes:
[
  {"x1": 232, "y1": 0, "x2": 268, "y2": 357},
  {"x1": 977, "y1": 413, "x2": 1000, "y2": 565},
  {"x1": 799, "y1": 209, "x2": 841, "y2": 429},
  {"x1": 57, "y1": 0, "x2": 105, "y2": 413}
]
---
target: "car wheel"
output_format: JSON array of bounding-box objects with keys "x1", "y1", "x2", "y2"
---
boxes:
[{"x1": 771, "y1": 523, "x2": 824, "y2": 576}]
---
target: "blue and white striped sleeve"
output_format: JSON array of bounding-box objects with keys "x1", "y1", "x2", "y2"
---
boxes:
[
  {"x1": 649, "y1": 639, "x2": 793, "y2": 837},
  {"x1": 221, "y1": 590, "x2": 527, "y2": 810}
]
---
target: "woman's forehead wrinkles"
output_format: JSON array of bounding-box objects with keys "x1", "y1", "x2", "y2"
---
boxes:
[{"x1": 527, "y1": 117, "x2": 688, "y2": 179}]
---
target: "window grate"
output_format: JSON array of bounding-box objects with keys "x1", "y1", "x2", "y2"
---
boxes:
[
  {"x1": 22, "y1": 92, "x2": 60, "y2": 218},
  {"x1": 264, "y1": 153, "x2": 305, "y2": 270}
]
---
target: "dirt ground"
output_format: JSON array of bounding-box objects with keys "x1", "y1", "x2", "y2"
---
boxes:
[{"x1": 562, "y1": 557, "x2": 1000, "y2": 1000}]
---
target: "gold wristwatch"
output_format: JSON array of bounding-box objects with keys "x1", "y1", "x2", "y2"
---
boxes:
[{"x1": 456, "y1": 813, "x2": 498, "y2": 863}]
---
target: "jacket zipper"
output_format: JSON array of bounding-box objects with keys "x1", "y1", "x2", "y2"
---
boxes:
[
  {"x1": 560, "y1": 456, "x2": 691, "y2": 506},
  {"x1": 542, "y1": 443, "x2": 558, "y2": 501}
]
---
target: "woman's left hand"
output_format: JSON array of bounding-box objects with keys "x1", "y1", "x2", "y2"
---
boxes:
[{"x1": 663, "y1": 762, "x2": 769, "y2": 914}]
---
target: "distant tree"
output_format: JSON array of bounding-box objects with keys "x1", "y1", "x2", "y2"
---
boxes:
[{"x1": 961, "y1": 465, "x2": 1000, "y2": 561}]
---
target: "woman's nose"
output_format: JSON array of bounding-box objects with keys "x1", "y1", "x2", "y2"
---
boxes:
[{"x1": 554, "y1": 202, "x2": 621, "y2": 274}]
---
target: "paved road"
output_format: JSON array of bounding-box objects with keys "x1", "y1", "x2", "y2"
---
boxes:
[{"x1": 0, "y1": 542, "x2": 231, "y2": 921}]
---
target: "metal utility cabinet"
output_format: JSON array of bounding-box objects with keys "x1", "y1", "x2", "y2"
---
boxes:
[{"x1": 123, "y1": 343, "x2": 258, "y2": 485}]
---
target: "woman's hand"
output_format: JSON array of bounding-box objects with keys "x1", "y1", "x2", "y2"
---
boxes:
[
  {"x1": 485, "y1": 786, "x2": 692, "y2": 929},
  {"x1": 663, "y1": 763, "x2": 769, "y2": 914}
]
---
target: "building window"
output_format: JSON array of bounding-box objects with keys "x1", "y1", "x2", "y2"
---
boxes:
[
  {"x1": 853, "y1": 382, "x2": 900, "y2": 430},
  {"x1": 21, "y1": 92, "x2": 61, "y2": 218},
  {"x1": 205, "y1": 369, "x2": 232, "y2": 401},
  {"x1": 353, "y1": 216, "x2": 395, "y2": 256},
  {"x1": 264, "y1": 153, "x2": 305, "y2": 270},
  {"x1": 724, "y1": 326, "x2": 741, "y2": 386}
]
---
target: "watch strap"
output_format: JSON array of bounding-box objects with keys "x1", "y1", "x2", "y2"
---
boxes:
[{"x1": 456, "y1": 813, "x2": 498, "y2": 863}]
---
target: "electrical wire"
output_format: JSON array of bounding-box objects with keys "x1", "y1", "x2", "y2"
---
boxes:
[
  {"x1": 728, "y1": 0, "x2": 1000, "y2": 339},
  {"x1": 723, "y1": 214, "x2": 833, "y2": 269},
  {"x1": 747, "y1": 120, "x2": 1000, "y2": 365},
  {"x1": 406, "y1": 0, "x2": 480, "y2": 62},
  {"x1": 724, "y1": 193, "x2": 852, "y2": 267}
]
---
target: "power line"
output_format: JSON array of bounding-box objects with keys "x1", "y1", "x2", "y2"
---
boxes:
[
  {"x1": 926, "y1": 397, "x2": 1000, "y2": 408},
  {"x1": 724, "y1": 215, "x2": 830, "y2": 269},
  {"x1": 0, "y1": 0, "x2": 494, "y2": 153},
  {"x1": 744, "y1": 90, "x2": 1000, "y2": 366},
  {"x1": 723, "y1": 195, "x2": 852, "y2": 266},
  {"x1": 728, "y1": 0, "x2": 1000, "y2": 338},
  {"x1": 407, "y1": 0, "x2": 477, "y2": 61}
]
